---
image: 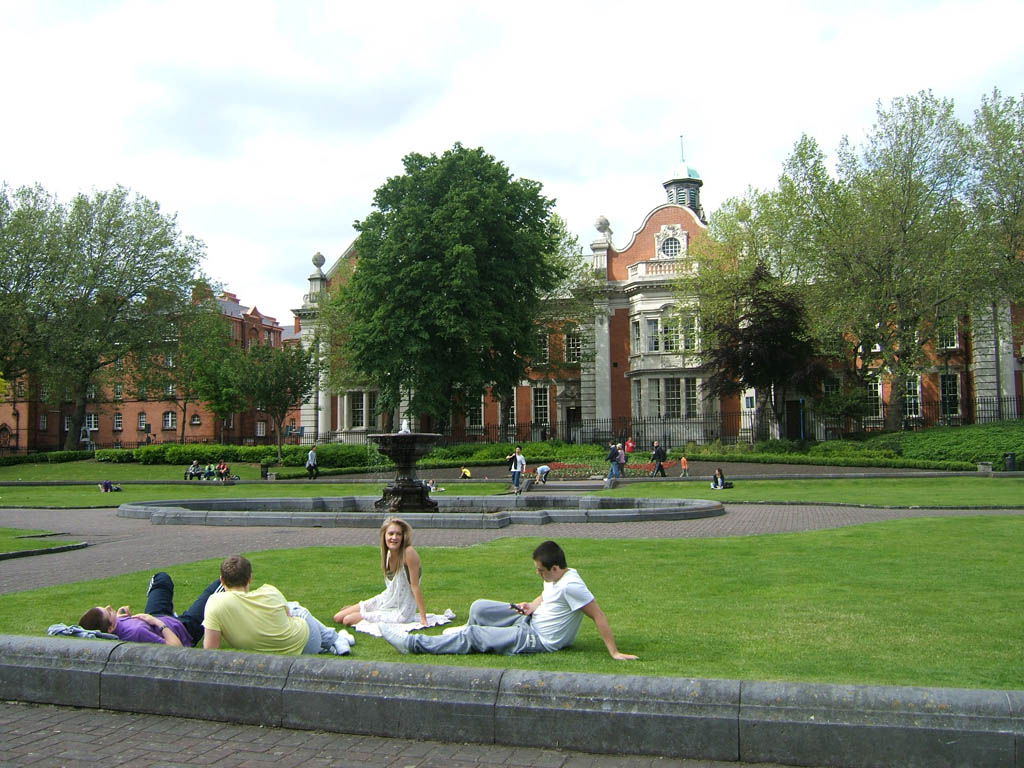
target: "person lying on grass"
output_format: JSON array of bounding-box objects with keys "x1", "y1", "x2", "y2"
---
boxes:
[
  {"x1": 379, "y1": 540, "x2": 637, "y2": 660},
  {"x1": 202, "y1": 555, "x2": 353, "y2": 656},
  {"x1": 79, "y1": 571, "x2": 223, "y2": 647}
]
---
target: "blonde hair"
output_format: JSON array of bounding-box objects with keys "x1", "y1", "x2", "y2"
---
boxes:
[{"x1": 379, "y1": 517, "x2": 413, "y2": 576}]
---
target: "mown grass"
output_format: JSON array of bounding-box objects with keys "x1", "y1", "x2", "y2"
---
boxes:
[
  {"x1": 0, "y1": 482, "x2": 510, "y2": 508},
  {"x1": 1, "y1": 517, "x2": 1021, "y2": 689},
  {"x1": 0, "y1": 461, "x2": 268, "y2": 482},
  {"x1": 600, "y1": 477, "x2": 1024, "y2": 507},
  {"x1": 0, "y1": 527, "x2": 81, "y2": 554}
]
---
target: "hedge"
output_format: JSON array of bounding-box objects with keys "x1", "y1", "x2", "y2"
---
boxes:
[{"x1": 0, "y1": 450, "x2": 93, "y2": 467}]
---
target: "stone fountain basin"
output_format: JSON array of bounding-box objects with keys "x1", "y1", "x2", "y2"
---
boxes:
[{"x1": 117, "y1": 495, "x2": 724, "y2": 528}]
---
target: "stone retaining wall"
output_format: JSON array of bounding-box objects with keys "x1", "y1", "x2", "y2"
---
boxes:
[{"x1": 2, "y1": 635, "x2": 1020, "y2": 766}]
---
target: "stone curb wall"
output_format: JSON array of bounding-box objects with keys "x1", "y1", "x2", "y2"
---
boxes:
[{"x1": 2, "y1": 635, "x2": 1021, "y2": 767}]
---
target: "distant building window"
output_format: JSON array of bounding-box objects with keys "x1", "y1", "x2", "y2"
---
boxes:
[
  {"x1": 937, "y1": 319, "x2": 959, "y2": 349},
  {"x1": 664, "y1": 378, "x2": 681, "y2": 418},
  {"x1": 162, "y1": 411, "x2": 177, "y2": 430},
  {"x1": 940, "y1": 373, "x2": 960, "y2": 417},
  {"x1": 113, "y1": 412, "x2": 123, "y2": 431},
  {"x1": 225, "y1": 414, "x2": 234, "y2": 429},
  {"x1": 16, "y1": 380, "x2": 26, "y2": 397},
  {"x1": 467, "y1": 397, "x2": 483, "y2": 428},
  {"x1": 86, "y1": 386, "x2": 96, "y2": 400},
  {"x1": 138, "y1": 412, "x2": 148, "y2": 431},
  {"x1": 648, "y1": 379, "x2": 661, "y2": 418},
  {"x1": 745, "y1": 394, "x2": 755, "y2": 410},
  {"x1": 114, "y1": 383, "x2": 123, "y2": 400},
  {"x1": 536, "y1": 333, "x2": 549, "y2": 364},
  {"x1": 164, "y1": 384, "x2": 176, "y2": 398},
  {"x1": 265, "y1": 330, "x2": 272, "y2": 344},
  {"x1": 684, "y1": 378, "x2": 698, "y2": 418},
  {"x1": 866, "y1": 380, "x2": 882, "y2": 420},
  {"x1": 137, "y1": 386, "x2": 147, "y2": 401},
  {"x1": 190, "y1": 414, "x2": 201, "y2": 426},
  {"x1": 164, "y1": 354, "x2": 174, "y2": 368},
  {"x1": 565, "y1": 334, "x2": 582, "y2": 363},
  {"x1": 40, "y1": 385, "x2": 49, "y2": 401},
  {"x1": 631, "y1": 321, "x2": 641, "y2": 354},
  {"x1": 533, "y1": 387, "x2": 549, "y2": 424},
  {"x1": 256, "y1": 420, "x2": 267, "y2": 437},
  {"x1": 633, "y1": 380, "x2": 643, "y2": 420},
  {"x1": 823, "y1": 378, "x2": 840, "y2": 397},
  {"x1": 39, "y1": 413, "x2": 48, "y2": 431},
  {"x1": 646, "y1": 319, "x2": 660, "y2": 352},
  {"x1": 679, "y1": 314, "x2": 699, "y2": 351},
  {"x1": 660, "y1": 237, "x2": 681, "y2": 258},
  {"x1": 505, "y1": 399, "x2": 516, "y2": 426},
  {"x1": 63, "y1": 416, "x2": 71, "y2": 433},
  {"x1": 85, "y1": 413, "x2": 99, "y2": 431},
  {"x1": 904, "y1": 377, "x2": 921, "y2": 418},
  {"x1": 349, "y1": 392, "x2": 365, "y2": 428}
]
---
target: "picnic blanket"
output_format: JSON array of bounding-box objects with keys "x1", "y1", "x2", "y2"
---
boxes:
[{"x1": 354, "y1": 608, "x2": 456, "y2": 638}]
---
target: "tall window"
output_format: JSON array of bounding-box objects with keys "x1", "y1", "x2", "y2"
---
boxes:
[
  {"x1": 467, "y1": 397, "x2": 483, "y2": 428},
  {"x1": 113, "y1": 412, "x2": 123, "y2": 431},
  {"x1": 664, "y1": 378, "x2": 681, "y2": 418},
  {"x1": 661, "y1": 320, "x2": 679, "y2": 352},
  {"x1": 349, "y1": 392, "x2": 365, "y2": 428},
  {"x1": 86, "y1": 385, "x2": 96, "y2": 400},
  {"x1": 904, "y1": 376, "x2": 921, "y2": 418},
  {"x1": 164, "y1": 354, "x2": 175, "y2": 368},
  {"x1": 937, "y1": 319, "x2": 959, "y2": 349},
  {"x1": 648, "y1": 379, "x2": 661, "y2": 418},
  {"x1": 64, "y1": 415, "x2": 71, "y2": 432},
  {"x1": 505, "y1": 399, "x2": 516, "y2": 426},
  {"x1": 533, "y1": 387, "x2": 549, "y2": 424},
  {"x1": 85, "y1": 413, "x2": 99, "y2": 431},
  {"x1": 162, "y1": 411, "x2": 177, "y2": 430},
  {"x1": 940, "y1": 374, "x2": 960, "y2": 417},
  {"x1": 631, "y1": 321, "x2": 641, "y2": 354},
  {"x1": 16, "y1": 380, "x2": 25, "y2": 397},
  {"x1": 565, "y1": 334, "x2": 582, "y2": 363},
  {"x1": 137, "y1": 412, "x2": 148, "y2": 431},
  {"x1": 679, "y1": 315, "x2": 699, "y2": 351},
  {"x1": 633, "y1": 380, "x2": 643, "y2": 420},
  {"x1": 164, "y1": 383, "x2": 176, "y2": 398},
  {"x1": 368, "y1": 391, "x2": 379, "y2": 428},
  {"x1": 113, "y1": 383, "x2": 123, "y2": 400},
  {"x1": 256, "y1": 420, "x2": 267, "y2": 437},
  {"x1": 684, "y1": 378, "x2": 698, "y2": 418},
  {"x1": 646, "y1": 319, "x2": 660, "y2": 352},
  {"x1": 866, "y1": 380, "x2": 882, "y2": 420},
  {"x1": 39, "y1": 413, "x2": 48, "y2": 431},
  {"x1": 536, "y1": 333, "x2": 549, "y2": 364}
]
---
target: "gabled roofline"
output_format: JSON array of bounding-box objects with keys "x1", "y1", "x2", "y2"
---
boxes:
[{"x1": 614, "y1": 203, "x2": 707, "y2": 253}]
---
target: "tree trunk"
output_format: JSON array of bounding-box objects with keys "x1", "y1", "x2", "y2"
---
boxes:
[
  {"x1": 179, "y1": 403, "x2": 188, "y2": 443},
  {"x1": 885, "y1": 376, "x2": 905, "y2": 432},
  {"x1": 64, "y1": 392, "x2": 87, "y2": 451}
]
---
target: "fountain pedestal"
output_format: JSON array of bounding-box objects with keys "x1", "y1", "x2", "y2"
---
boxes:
[{"x1": 369, "y1": 432, "x2": 442, "y2": 515}]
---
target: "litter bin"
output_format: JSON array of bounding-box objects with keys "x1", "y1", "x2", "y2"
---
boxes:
[
  {"x1": 260, "y1": 462, "x2": 270, "y2": 479},
  {"x1": 1003, "y1": 453, "x2": 1017, "y2": 472}
]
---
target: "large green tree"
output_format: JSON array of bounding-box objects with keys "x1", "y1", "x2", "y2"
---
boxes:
[
  {"x1": 240, "y1": 343, "x2": 318, "y2": 461},
  {"x1": 31, "y1": 186, "x2": 205, "y2": 448},
  {"x1": 324, "y1": 143, "x2": 565, "y2": 423},
  {"x1": 774, "y1": 91, "x2": 981, "y2": 429}
]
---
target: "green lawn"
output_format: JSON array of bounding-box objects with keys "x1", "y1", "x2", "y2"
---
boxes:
[
  {"x1": 0, "y1": 461, "x2": 268, "y2": 482},
  {"x1": 2, "y1": 517, "x2": 1021, "y2": 689},
  {"x1": 0, "y1": 481, "x2": 510, "y2": 508},
  {"x1": 603, "y1": 477, "x2": 1024, "y2": 508},
  {"x1": 0, "y1": 527, "x2": 81, "y2": 554}
]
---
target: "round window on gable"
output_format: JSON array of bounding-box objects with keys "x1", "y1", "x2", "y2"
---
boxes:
[{"x1": 660, "y1": 237, "x2": 681, "y2": 258}]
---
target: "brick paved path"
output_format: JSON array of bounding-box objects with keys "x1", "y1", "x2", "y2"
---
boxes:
[{"x1": 0, "y1": 701, "x2": 808, "y2": 768}]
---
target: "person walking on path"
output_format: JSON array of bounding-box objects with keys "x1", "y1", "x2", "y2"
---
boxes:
[
  {"x1": 79, "y1": 572, "x2": 223, "y2": 647},
  {"x1": 679, "y1": 454, "x2": 689, "y2": 477},
  {"x1": 379, "y1": 540, "x2": 637, "y2": 660},
  {"x1": 506, "y1": 446, "x2": 526, "y2": 494},
  {"x1": 306, "y1": 444, "x2": 319, "y2": 479},
  {"x1": 650, "y1": 441, "x2": 667, "y2": 477},
  {"x1": 606, "y1": 442, "x2": 620, "y2": 479},
  {"x1": 616, "y1": 443, "x2": 627, "y2": 477}
]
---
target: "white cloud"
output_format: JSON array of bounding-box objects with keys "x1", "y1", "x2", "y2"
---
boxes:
[{"x1": 1, "y1": 0, "x2": 1022, "y2": 322}]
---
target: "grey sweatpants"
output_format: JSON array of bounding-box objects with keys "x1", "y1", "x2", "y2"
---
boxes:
[
  {"x1": 288, "y1": 603, "x2": 340, "y2": 654},
  {"x1": 406, "y1": 599, "x2": 546, "y2": 655}
]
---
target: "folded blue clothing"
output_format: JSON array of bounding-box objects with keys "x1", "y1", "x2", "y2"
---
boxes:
[{"x1": 47, "y1": 622, "x2": 118, "y2": 640}]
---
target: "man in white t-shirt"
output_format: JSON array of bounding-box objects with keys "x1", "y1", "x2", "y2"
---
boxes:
[{"x1": 380, "y1": 541, "x2": 637, "y2": 660}]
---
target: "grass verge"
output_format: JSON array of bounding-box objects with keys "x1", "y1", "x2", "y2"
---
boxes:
[
  {"x1": 599, "y1": 477, "x2": 1024, "y2": 508},
  {"x1": 0, "y1": 518, "x2": 1021, "y2": 689},
  {"x1": 0, "y1": 527, "x2": 81, "y2": 554}
]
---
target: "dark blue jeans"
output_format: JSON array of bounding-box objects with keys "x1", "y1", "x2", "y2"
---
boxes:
[{"x1": 144, "y1": 572, "x2": 221, "y2": 646}]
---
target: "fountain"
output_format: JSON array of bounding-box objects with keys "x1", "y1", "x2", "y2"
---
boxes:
[{"x1": 369, "y1": 422, "x2": 441, "y2": 515}]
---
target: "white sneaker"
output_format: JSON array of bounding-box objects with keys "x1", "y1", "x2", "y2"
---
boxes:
[
  {"x1": 338, "y1": 629, "x2": 356, "y2": 646},
  {"x1": 330, "y1": 636, "x2": 351, "y2": 655}
]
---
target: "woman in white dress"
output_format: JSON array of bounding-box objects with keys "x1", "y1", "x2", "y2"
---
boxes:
[{"x1": 334, "y1": 517, "x2": 429, "y2": 627}]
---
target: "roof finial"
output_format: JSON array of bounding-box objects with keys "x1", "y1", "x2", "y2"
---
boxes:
[{"x1": 679, "y1": 134, "x2": 686, "y2": 163}]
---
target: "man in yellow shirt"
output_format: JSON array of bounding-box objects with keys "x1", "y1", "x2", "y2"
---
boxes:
[{"x1": 203, "y1": 555, "x2": 353, "y2": 655}]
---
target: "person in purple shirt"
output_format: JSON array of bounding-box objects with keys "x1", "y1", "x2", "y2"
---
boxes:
[{"x1": 78, "y1": 572, "x2": 223, "y2": 647}]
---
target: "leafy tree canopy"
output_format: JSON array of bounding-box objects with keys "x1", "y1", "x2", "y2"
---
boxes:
[
  {"x1": 240, "y1": 343, "x2": 318, "y2": 461},
  {"x1": 325, "y1": 143, "x2": 568, "y2": 422}
]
